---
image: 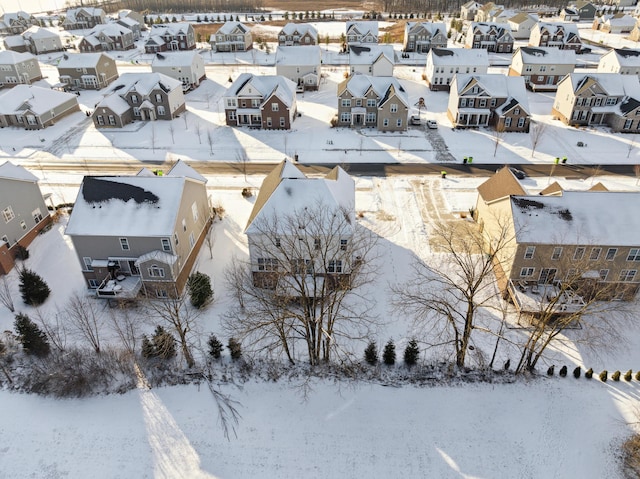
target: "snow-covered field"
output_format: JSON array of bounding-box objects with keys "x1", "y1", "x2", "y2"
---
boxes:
[{"x1": 1, "y1": 17, "x2": 640, "y2": 479}]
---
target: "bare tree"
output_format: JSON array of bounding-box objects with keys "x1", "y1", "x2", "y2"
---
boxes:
[
  {"x1": 529, "y1": 122, "x2": 546, "y2": 158},
  {"x1": 108, "y1": 304, "x2": 140, "y2": 357},
  {"x1": 150, "y1": 124, "x2": 156, "y2": 153},
  {"x1": 392, "y1": 218, "x2": 515, "y2": 369},
  {"x1": 207, "y1": 129, "x2": 215, "y2": 155},
  {"x1": 34, "y1": 308, "x2": 67, "y2": 352},
  {"x1": 0, "y1": 276, "x2": 15, "y2": 313},
  {"x1": 182, "y1": 110, "x2": 189, "y2": 129},
  {"x1": 224, "y1": 202, "x2": 379, "y2": 366},
  {"x1": 64, "y1": 292, "x2": 104, "y2": 354},
  {"x1": 236, "y1": 149, "x2": 249, "y2": 182},
  {"x1": 493, "y1": 124, "x2": 506, "y2": 157},
  {"x1": 168, "y1": 123, "x2": 175, "y2": 144},
  {"x1": 628, "y1": 135, "x2": 637, "y2": 159},
  {"x1": 194, "y1": 122, "x2": 202, "y2": 144}
]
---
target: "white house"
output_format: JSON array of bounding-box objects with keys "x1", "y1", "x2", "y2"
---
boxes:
[
  {"x1": 425, "y1": 47, "x2": 489, "y2": 91},
  {"x1": 509, "y1": 46, "x2": 576, "y2": 91},
  {"x1": 151, "y1": 51, "x2": 206, "y2": 91},
  {"x1": 507, "y1": 12, "x2": 538, "y2": 40},
  {"x1": 349, "y1": 44, "x2": 395, "y2": 77},
  {"x1": 598, "y1": 48, "x2": 640, "y2": 75},
  {"x1": 275, "y1": 45, "x2": 322, "y2": 91}
]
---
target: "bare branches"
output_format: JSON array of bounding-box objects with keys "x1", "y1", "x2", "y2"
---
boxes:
[
  {"x1": 529, "y1": 122, "x2": 546, "y2": 158},
  {"x1": 0, "y1": 275, "x2": 15, "y2": 313},
  {"x1": 64, "y1": 292, "x2": 104, "y2": 354}
]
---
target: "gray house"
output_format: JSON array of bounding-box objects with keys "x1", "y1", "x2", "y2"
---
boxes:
[
  {"x1": 403, "y1": 22, "x2": 448, "y2": 53},
  {"x1": 93, "y1": 72, "x2": 185, "y2": 128},
  {"x1": 275, "y1": 45, "x2": 321, "y2": 91},
  {"x1": 0, "y1": 51, "x2": 43, "y2": 87},
  {"x1": 151, "y1": 51, "x2": 206, "y2": 91},
  {"x1": 57, "y1": 53, "x2": 119, "y2": 90},
  {"x1": 0, "y1": 11, "x2": 38, "y2": 35},
  {"x1": 0, "y1": 85, "x2": 80, "y2": 129},
  {"x1": 12, "y1": 26, "x2": 64, "y2": 55},
  {"x1": 0, "y1": 161, "x2": 51, "y2": 275},
  {"x1": 78, "y1": 23, "x2": 135, "y2": 52},
  {"x1": 65, "y1": 160, "x2": 212, "y2": 299},
  {"x1": 62, "y1": 7, "x2": 106, "y2": 30}
]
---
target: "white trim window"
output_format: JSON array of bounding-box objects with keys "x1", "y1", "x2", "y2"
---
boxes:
[
  {"x1": 161, "y1": 238, "x2": 171, "y2": 252},
  {"x1": 520, "y1": 267, "x2": 535, "y2": 277},
  {"x1": 257, "y1": 258, "x2": 279, "y2": 271},
  {"x1": 551, "y1": 247, "x2": 562, "y2": 260},
  {"x1": 2, "y1": 206, "x2": 15, "y2": 223},
  {"x1": 119, "y1": 238, "x2": 130, "y2": 251},
  {"x1": 156, "y1": 289, "x2": 168, "y2": 298},
  {"x1": 524, "y1": 246, "x2": 535, "y2": 259},
  {"x1": 573, "y1": 247, "x2": 585, "y2": 260},
  {"x1": 627, "y1": 248, "x2": 640, "y2": 261},
  {"x1": 189, "y1": 232, "x2": 195, "y2": 247},
  {"x1": 328, "y1": 259, "x2": 343, "y2": 273},
  {"x1": 148, "y1": 265, "x2": 165, "y2": 278},
  {"x1": 83, "y1": 257, "x2": 93, "y2": 271},
  {"x1": 590, "y1": 247, "x2": 601, "y2": 261},
  {"x1": 606, "y1": 248, "x2": 617, "y2": 261},
  {"x1": 619, "y1": 270, "x2": 637, "y2": 282},
  {"x1": 192, "y1": 202, "x2": 198, "y2": 222}
]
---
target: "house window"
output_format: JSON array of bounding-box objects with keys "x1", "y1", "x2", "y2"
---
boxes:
[
  {"x1": 161, "y1": 238, "x2": 171, "y2": 252},
  {"x1": 148, "y1": 265, "x2": 165, "y2": 277},
  {"x1": 517, "y1": 118, "x2": 525, "y2": 128},
  {"x1": 108, "y1": 115, "x2": 116, "y2": 125},
  {"x1": 341, "y1": 98, "x2": 351, "y2": 107},
  {"x1": 606, "y1": 248, "x2": 617, "y2": 261},
  {"x1": 619, "y1": 270, "x2": 637, "y2": 282},
  {"x1": 460, "y1": 98, "x2": 467, "y2": 107},
  {"x1": 590, "y1": 247, "x2": 601, "y2": 260},
  {"x1": 120, "y1": 238, "x2": 130, "y2": 250},
  {"x1": 627, "y1": 248, "x2": 640, "y2": 261},
  {"x1": 291, "y1": 258, "x2": 313, "y2": 275},
  {"x1": 272, "y1": 103, "x2": 279, "y2": 111},
  {"x1": 155, "y1": 93, "x2": 162, "y2": 102},
  {"x1": 266, "y1": 117, "x2": 272, "y2": 127},
  {"x1": 156, "y1": 289, "x2": 168, "y2": 298},
  {"x1": 599, "y1": 269, "x2": 609, "y2": 281},
  {"x1": 520, "y1": 267, "x2": 535, "y2": 277},
  {"x1": 505, "y1": 117, "x2": 512, "y2": 128},
  {"x1": 551, "y1": 247, "x2": 562, "y2": 260},
  {"x1": 97, "y1": 115, "x2": 105, "y2": 125},
  {"x1": 396, "y1": 118, "x2": 402, "y2": 127},
  {"x1": 366, "y1": 112, "x2": 376, "y2": 122},
  {"x1": 157, "y1": 106, "x2": 165, "y2": 116},
  {"x1": 524, "y1": 246, "x2": 535, "y2": 259},
  {"x1": 83, "y1": 257, "x2": 93, "y2": 271},
  {"x1": 367, "y1": 99, "x2": 376, "y2": 107},
  {"x1": 314, "y1": 238, "x2": 321, "y2": 250},
  {"x1": 275, "y1": 237, "x2": 281, "y2": 248},
  {"x1": 88, "y1": 279, "x2": 99, "y2": 288},
  {"x1": 131, "y1": 94, "x2": 138, "y2": 104},
  {"x1": 189, "y1": 232, "x2": 195, "y2": 247},
  {"x1": 20, "y1": 220, "x2": 26, "y2": 230},
  {"x1": 490, "y1": 99, "x2": 496, "y2": 107},
  {"x1": 32, "y1": 208, "x2": 43, "y2": 223},
  {"x1": 280, "y1": 117, "x2": 285, "y2": 127},
  {"x1": 624, "y1": 119, "x2": 633, "y2": 130},
  {"x1": 257, "y1": 257, "x2": 279, "y2": 271},
  {"x1": 574, "y1": 247, "x2": 585, "y2": 260},
  {"x1": 133, "y1": 107, "x2": 140, "y2": 117},
  {"x1": 2, "y1": 206, "x2": 15, "y2": 223},
  {"x1": 228, "y1": 111, "x2": 237, "y2": 121},
  {"x1": 479, "y1": 99, "x2": 486, "y2": 108},
  {"x1": 340, "y1": 112, "x2": 351, "y2": 123},
  {"x1": 328, "y1": 260, "x2": 343, "y2": 273},
  {"x1": 390, "y1": 104, "x2": 398, "y2": 113},
  {"x1": 355, "y1": 99, "x2": 362, "y2": 107},
  {"x1": 192, "y1": 202, "x2": 198, "y2": 222},
  {"x1": 383, "y1": 118, "x2": 389, "y2": 127},
  {"x1": 182, "y1": 219, "x2": 187, "y2": 232},
  {"x1": 174, "y1": 233, "x2": 179, "y2": 245},
  {"x1": 226, "y1": 98, "x2": 237, "y2": 108},
  {"x1": 340, "y1": 239, "x2": 348, "y2": 251},
  {"x1": 539, "y1": 268, "x2": 557, "y2": 284}
]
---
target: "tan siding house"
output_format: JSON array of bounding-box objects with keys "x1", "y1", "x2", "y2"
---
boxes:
[
  {"x1": 57, "y1": 53, "x2": 119, "y2": 90},
  {"x1": 508, "y1": 47, "x2": 576, "y2": 91}
]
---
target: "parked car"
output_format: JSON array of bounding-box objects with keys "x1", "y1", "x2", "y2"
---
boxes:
[
  {"x1": 497, "y1": 167, "x2": 527, "y2": 179},
  {"x1": 410, "y1": 115, "x2": 421, "y2": 125},
  {"x1": 426, "y1": 120, "x2": 437, "y2": 129}
]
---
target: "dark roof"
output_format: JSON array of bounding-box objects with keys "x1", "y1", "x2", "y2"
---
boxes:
[
  {"x1": 349, "y1": 45, "x2": 371, "y2": 56},
  {"x1": 620, "y1": 97, "x2": 640, "y2": 115},
  {"x1": 234, "y1": 75, "x2": 252, "y2": 95},
  {"x1": 520, "y1": 47, "x2": 547, "y2": 57},
  {"x1": 431, "y1": 47, "x2": 454, "y2": 57},
  {"x1": 500, "y1": 98, "x2": 519, "y2": 113},
  {"x1": 82, "y1": 177, "x2": 159, "y2": 204},
  {"x1": 615, "y1": 48, "x2": 640, "y2": 58}
]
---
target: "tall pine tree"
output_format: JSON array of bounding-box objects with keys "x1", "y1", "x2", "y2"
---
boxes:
[
  {"x1": 18, "y1": 268, "x2": 50, "y2": 306},
  {"x1": 14, "y1": 313, "x2": 50, "y2": 357},
  {"x1": 404, "y1": 339, "x2": 419, "y2": 367},
  {"x1": 383, "y1": 340, "x2": 396, "y2": 365}
]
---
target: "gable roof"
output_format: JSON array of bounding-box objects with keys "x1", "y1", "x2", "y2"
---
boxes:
[
  {"x1": 224, "y1": 73, "x2": 297, "y2": 107},
  {"x1": 605, "y1": 48, "x2": 640, "y2": 67},
  {"x1": 514, "y1": 46, "x2": 576, "y2": 65},
  {"x1": 405, "y1": 21, "x2": 447, "y2": 36},
  {"x1": 561, "y1": 73, "x2": 640, "y2": 97},
  {"x1": 167, "y1": 159, "x2": 207, "y2": 183},
  {"x1": 428, "y1": 47, "x2": 489, "y2": 66},
  {"x1": 276, "y1": 45, "x2": 321, "y2": 66},
  {"x1": 453, "y1": 74, "x2": 530, "y2": 113},
  {"x1": 105, "y1": 72, "x2": 182, "y2": 97},
  {"x1": 279, "y1": 22, "x2": 318, "y2": 38},
  {"x1": 217, "y1": 21, "x2": 249, "y2": 35},
  {"x1": 0, "y1": 161, "x2": 38, "y2": 182},
  {"x1": 349, "y1": 44, "x2": 395, "y2": 65},
  {"x1": 0, "y1": 50, "x2": 36, "y2": 64},
  {"x1": 539, "y1": 181, "x2": 563, "y2": 196},
  {"x1": 0, "y1": 85, "x2": 77, "y2": 115},
  {"x1": 245, "y1": 160, "x2": 354, "y2": 234},
  {"x1": 151, "y1": 51, "x2": 202, "y2": 67},
  {"x1": 346, "y1": 21, "x2": 379, "y2": 37},
  {"x1": 478, "y1": 167, "x2": 528, "y2": 203},
  {"x1": 339, "y1": 74, "x2": 408, "y2": 106},
  {"x1": 22, "y1": 26, "x2": 60, "y2": 40},
  {"x1": 57, "y1": 52, "x2": 112, "y2": 69},
  {"x1": 149, "y1": 23, "x2": 192, "y2": 36}
]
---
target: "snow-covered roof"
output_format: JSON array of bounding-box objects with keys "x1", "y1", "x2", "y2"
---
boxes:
[
  {"x1": 276, "y1": 45, "x2": 321, "y2": 66},
  {"x1": 22, "y1": 26, "x2": 59, "y2": 40},
  {"x1": 151, "y1": 51, "x2": 201, "y2": 67},
  {"x1": 428, "y1": 47, "x2": 489, "y2": 66},
  {"x1": 405, "y1": 22, "x2": 447, "y2": 36},
  {"x1": 562, "y1": 73, "x2": 640, "y2": 97},
  {"x1": 349, "y1": 44, "x2": 395, "y2": 65},
  {"x1": 65, "y1": 7, "x2": 104, "y2": 22},
  {"x1": 135, "y1": 250, "x2": 177, "y2": 266},
  {"x1": 0, "y1": 50, "x2": 35, "y2": 65},
  {"x1": 508, "y1": 12, "x2": 537, "y2": 25},
  {"x1": 245, "y1": 160, "x2": 355, "y2": 234},
  {"x1": 346, "y1": 21, "x2": 379, "y2": 36},
  {"x1": 167, "y1": 159, "x2": 207, "y2": 183},
  {"x1": 1, "y1": 11, "x2": 33, "y2": 23},
  {"x1": 515, "y1": 46, "x2": 576, "y2": 65},
  {"x1": 604, "y1": 48, "x2": 640, "y2": 67},
  {"x1": 225, "y1": 73, "x2": 296, "y2": 107},
  {"x1": 454, "y1": 74, "x2": 530, "y2": 112},
  {"x1": 57, "y1": 52, "x2": 112, "y2": 69},
  {"x1": 0, "y1": 85, "x2": 77, "y2": 115},
  {"x1": 535, "y1": 21, "x2": 580, "y2": 36},
  {"x1": 279, "y1": 22, "x2": 317, "y2": 38},
  {"x1": 0, "y1": 161, "x2": 38, "y2": 182},
  {"x1": 149, "y1": 23, "x2": 191, "y2": 36},
  {"x1": 3, "y1": 35, "x2": 26, "y2": 47},
  {"x1": 340, "y1": 74, "x2": 408, "y2": 106},
  {"x1": 87, "y1": 23, "x2": 132, "y2": 37},
  {"x1": 511, "y1": 191, "x2": 640, "y2": 245},
  {"x1": 66, "y1": 175, "x2": 189, "y2": 237},
  {"x1": 106, "y1": 72, "x2": 182, "y2": 97},
  {"x1": 95, "y1": 94, "x2": 129, "y2": 115},
  {"x1": 117, "y1": 17, "x2": 139, "y2": 28},
  {"x1": 469, "y1": 22, "x2": 513, "y2": 35},
  {"x1": 216, "y1": 21, "x2": 249, "y2": 35}
]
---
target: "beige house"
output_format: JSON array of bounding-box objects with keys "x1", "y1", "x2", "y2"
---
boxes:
[
  {"x1": 209, "y1": 21, "x2": 252, "y2": 52},
  {"x1": 57, "y1": 53, "x2": 119, "y2": 90},
  {"x1": 509, "y1": 47, "x2": 576, "y2": 91},
  {"x1": 278, "y1": 23, "x2": 318, "y2": 46},
  {"x1": 593, "y1": 14, "x2": 636, "y2": 34},
  {"x1": 465, "y1": 22, "x2": 514, "y2": 53},
  {"x1": 476, "y1": 168, "x2": 640, "y2": 309},
  {"x1": 598, "y1": 48, "x2": 640, "y2": 75},
  {"x1": 336, "y1": 74, "x2": 409, "y2": 131},
  {"x1": 0, "y1": 11, "x2": 38, "y2": 34},
  {"x1": 5, "y1": 26, "x2": 64, "y2": 55},
  {"x1": 151, "y1": 51, "x2": 206, "y2": 91},
  {"x1": 275, "y1": 45, "x2": 321, "y2": 91},
  {"x1": 65, "y1": 160, "x2": 212, "y2": 299},
  {"x1": 551, "y1": 73, "x2": 640, "y2": 133},
  {"x1": 349, "y1": 44, "x2": 395, "y2": 77},
  {"x1": 529, "y1": 22, "x2": 582, "y2": 52},
  {"x1": 425, "y1": 47, "x2": 489, "y2": 91},
  {"x1": 461, "y1": 1, "x2": 483, "y2": 21},
  {"x1": 507, "y1": 12, "x2": 538, "y2": 40},
  {"x1": 447, "y1": 74, "x2": 531, "y2": 131},
  {"x1": 0, "y1": 85, "x2": 80, "y2": 129},
  {"x1": 402, "y1": 22, "x2": 447, "y2": 53},
  {"x1": 0, "y1": 51, "x2": 43, "y2": 87}
]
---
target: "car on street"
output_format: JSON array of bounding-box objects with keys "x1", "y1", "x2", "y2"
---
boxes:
[
  {"x1": 410, "y1": 115, "x2": 421, "y2": 126},
  {"x1": 426, "y1": 120, "x2": 437, "y2": 129}
]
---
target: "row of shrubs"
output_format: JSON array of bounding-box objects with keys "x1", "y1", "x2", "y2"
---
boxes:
[
  {"x1": 547, "y1": 365, "x2": 639, "y2": 382},
  {"x1": 364, "y1": 339, "x2": 420, "y2": 367}
]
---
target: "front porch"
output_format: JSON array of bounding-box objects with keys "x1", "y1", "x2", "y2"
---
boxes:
[{"x1": 96, "y1": 273, "x2": 142, "y2": 299}]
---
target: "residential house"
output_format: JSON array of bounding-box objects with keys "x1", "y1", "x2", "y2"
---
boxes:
[
  {"x1": 630, "y1": 23, "x2": 640, "y2": 42},
  {"x1": 461, "y1": 1, "x2": 483, "y2": 21},
  {"x1": 245, "y1": 159, "x2": 355, "y2": 292},
  {"x1": 0, "y1": 51, "x2": 43, "y2": 87},
  {"x1": 560, "y1": 7, "x2": 581, "y2": 22},
  {"x1": 346, "y1": 21, "x2": 379, "y2": 45},
  {"x1": 402, "y1": 22, "x2": 447, "y2": 53},
  {"x1": 598, "y1": 48, "x2": 640, "y2": 75},
  {"x1": 223, "y1": 73, "x2": 297, "y2": 129},
  {"x1": 349, "y1": 44, "x2": 395, "y2": 77},
  {"x1": 0, "y1": 161, "x2": 52, "y2": 275},
  {"x1": 62, "y1": 7, "x2": 106, "y2": 30},
  {"x1": 57, "y1": 53, "x2": 119, "y2": 90},
  {"x1": 551, "y1": 73, "x2": 640, "y2": 133},
  {"x1": 529, "y1": 22, "x2": 582, "y2": 52},
  {"x1": 336, "y1": 74, "x2": 409, "y2": 131},
  {"x1": 566, "y1": 1, "x2": 597, "y2": 21},
  {"x1": 0, "y1": 12, "x2": 38, "y2": 34},
  {"x1": 476, "y1": 169, "x2": 640, "y2": 306},
  {"x1": 275, "y1": 45, "x2": 321, "y2": 91},
  {"x1": 475, "y1": 3, "x2": 512, "y2": 23},
  {"x1": 447, "y1": 73, "x2": 531, "y2": 131},
  {"x1": 151, "y1": 51, "x2": 206, "y2": 91},
  {"x1": 92, "y1": 72, "x2": 185, "y2": 128},
  {"x1": 507, "y1": 12, "x2": 538, "y2": 40},
  {"x1": 145, "y1": 23, "x2": 196, "y2": 53},
  {"x1": 209, "y1": 21, "x2": 252, "y2": 52},
  {"x1": 65, "y1": 160, "x2": 212, "y2": 299},
  {"x1": 78, "y1": 23, "x2": 135, "y2": 52},
  {"x1": 7, "y1": 26, "x2": 65, "y2": 55},
  {"x1": 0, "y1": 85, "x2": 80, "y2": 129},
  {"x1": 464, "y1": 22, "x2": 514, "y2": 53},
  {"x1": 607, "y1": 0, "x2": 637, "y2": 7},
  {"x1": 116, "y1": 16, "x2": 142, "y2": 40},
  {"x1": 592, "y1": 14, "x2": 636, "y2": 34},
  {"x1": 509, "y1": 47, "x2": 576, "y2": 91},
  {"x1": 278, "y1": 23, "x2": 318, "y2": 46},
  {"x1": 425, "y1": 47, "x2": 489, "y2": 91}
]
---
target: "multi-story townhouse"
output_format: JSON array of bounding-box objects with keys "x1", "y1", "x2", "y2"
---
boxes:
[
  {"x1": 509, "y1": 46, "x2": 576, "y2": 91},
  {"x1": 425, "y1": 47, "x2": 489, "y2": 91}
]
